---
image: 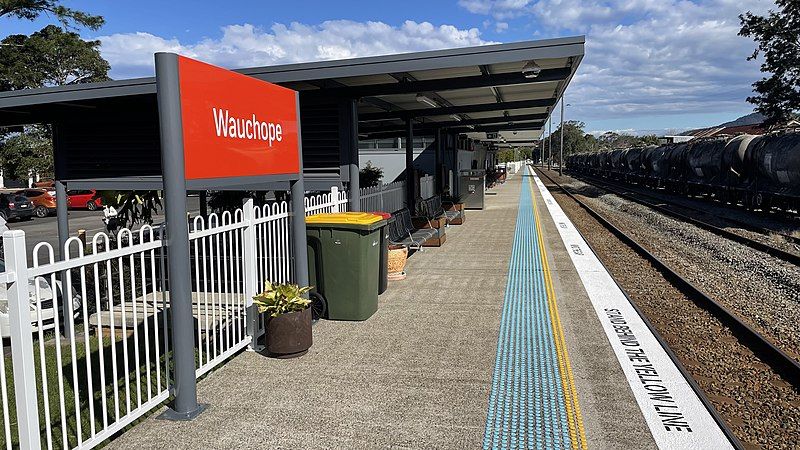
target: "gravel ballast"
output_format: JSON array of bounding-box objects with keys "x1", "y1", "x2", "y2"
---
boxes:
[{"x1": 537, "y1": 168, "x2": 800, "y2": 449}]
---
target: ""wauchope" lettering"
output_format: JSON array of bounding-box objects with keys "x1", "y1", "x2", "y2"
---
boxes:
[{"x1": 212, "y1": 107, "x2": 283, "y2": 147}]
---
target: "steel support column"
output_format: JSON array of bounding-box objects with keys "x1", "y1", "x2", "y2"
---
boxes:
[
  {"x1": 347, "y1": 99, "x2": 360, "y2": 211},
  {"x1": 540, "y1": 136, "x2": 544, "y2": 168},
  {"x1": 405, "y1": 119, "x2": 415, "y2": 212},
  {"x1": 154, "y1": 52, "x2": 205, "y2": 421},
  {"x1": 559, "y1": 96, "x2": 565, "y2": 176},
  {"x1": 434, "y1": 128, "x2": 443, "y2": 195},
  {"x1": 199, "y1": 191, "x2": 208, "y2": 217}
]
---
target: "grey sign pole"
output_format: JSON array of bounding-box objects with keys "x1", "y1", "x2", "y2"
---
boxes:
[
  {"x1": 292, "y1": 93, "x2": 310, "y2": 288},
  {"x1": 54, "y1": 179, "x2": 72, "y2": 337},
  {"x1": 154, "y1": 52, "x2": 205, "y2": 421}
]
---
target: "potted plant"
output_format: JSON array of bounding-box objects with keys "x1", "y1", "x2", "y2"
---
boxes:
[
  {"x1": 387, "y1": 244, "x2": 409, "y2": 281},
  {"x1": 253, "y1": 282, "x2": 313, "y2": 358}
]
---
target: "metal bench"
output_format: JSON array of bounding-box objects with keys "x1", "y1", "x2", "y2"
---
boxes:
[
  {"x1": 388, "y1": 207, "x2": 437, "y2": 250},
  {"x1": 420, "y1": 195, "x2": 463, "y2": 226}
]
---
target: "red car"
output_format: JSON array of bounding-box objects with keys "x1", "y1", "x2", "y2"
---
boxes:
[{"x1": 67, "y1": 189, "x2": 102, "y2": 211}]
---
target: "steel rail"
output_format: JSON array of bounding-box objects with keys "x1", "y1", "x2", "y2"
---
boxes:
[
  {"x1": 567, "y1": 172, "x2": 800, "y2": 266},
  {"x1": 534, "y1": 167, "x2": 800, "y2": 390},
  {"x1": 584, "y1": 172, "x2": 800, "y2": 245}
]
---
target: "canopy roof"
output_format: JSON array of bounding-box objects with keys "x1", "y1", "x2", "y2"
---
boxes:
[
  {"x1": 0, "y1": 36, "x2": 583, "y2": 136},
  {"x1": 0, "y1": 36, "x2": 583, "y2": 185}
]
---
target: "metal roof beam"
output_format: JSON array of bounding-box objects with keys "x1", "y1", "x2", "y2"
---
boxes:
[
  {"x1": 360, "y1": 113, "x2": 547, "y2": 133},
  {"x1": 361, "y1": 120, "x2": 544, "y2": 139},
  {"x1": 359, "y1": 98, "x2": 556, "y2": 121},
  {"x1": 308, "y1": 67, "x2": 570, "y2": 99}
]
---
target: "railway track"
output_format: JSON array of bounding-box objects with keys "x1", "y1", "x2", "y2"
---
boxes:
[
  {"x1": 563, "y1": 172, "x2": 800, "y2": 266},
  {"x1": 534, "y1": 167, "x2": 800, "y2": 389}
]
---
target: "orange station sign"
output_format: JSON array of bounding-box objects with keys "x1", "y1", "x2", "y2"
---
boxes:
[{"x1": 177, "y1": 56, "x2": 300, "y2": 181}]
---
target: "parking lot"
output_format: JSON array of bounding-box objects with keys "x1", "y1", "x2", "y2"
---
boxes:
[{"x1": 5, "y1": 196, "x2": 200, "y2": 263}]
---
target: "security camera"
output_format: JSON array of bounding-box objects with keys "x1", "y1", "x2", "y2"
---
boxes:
[{"x1": 521, "y1": 60, "x2": 542, "y2": 79}]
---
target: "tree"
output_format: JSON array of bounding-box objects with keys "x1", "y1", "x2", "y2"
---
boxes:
[
  {"x1": 0, "y1": 0, "x2": 104, "y2": 30},
  {"x1": 0, "y1": 25, "x2": 110, "y2": 90},
  {"x1": 359, "y1": 161, "x2": 383, "y2": 188},
  {"x1": 739, "y1": 1, "x2": 800, "y2": 127},
  {"x1": 0, "y1": 125, "x2": 52, "y2": 179},
  {"x1": 497, "y1": 149, "x2": 515, "y2": 163}
]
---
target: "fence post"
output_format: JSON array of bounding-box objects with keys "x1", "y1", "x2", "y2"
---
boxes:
[
  {"x1": 379, "y1": 182, "x2": 384, "y2": 211},
  {"x1": 3, "y1": 231, "x2": 42, "y2": 450},
  {"x1": 241, "y1": 199, "x2": 261, "y2": 351},
  {"x1": 330, "y1": 186, "x2": 340, "y2": 213}
]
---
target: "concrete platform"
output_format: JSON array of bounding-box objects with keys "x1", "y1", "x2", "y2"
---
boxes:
[{"x1": 109, "y1": 168, "x2": 708, "y2": 449}]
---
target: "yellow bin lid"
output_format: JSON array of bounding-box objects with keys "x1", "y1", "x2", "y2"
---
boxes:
[{"x1": 306, "y1": 212, "x2": 384, "y2": 225}]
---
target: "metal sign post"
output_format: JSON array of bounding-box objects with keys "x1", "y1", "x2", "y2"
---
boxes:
[
  {"x1": 154, "y1": 52, "x2": 205, "y2": 420},
  {"x1": 152, "y1": 52, "x2": 305, "y2": 420}
]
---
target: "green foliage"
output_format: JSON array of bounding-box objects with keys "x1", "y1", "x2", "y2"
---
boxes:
[
  {"x1": 0, "y1": 25, "x2": 110, "y2": 90},
  {"x1": 359, "y1": 161, "x2": 383, "y2": 188},
  {"x1": 538, "y1": 122, "x2": 659, "y2": 162},
  {"x1": 0, "y1": 124, "x2": 52, "y2": 179},
  {"x1": 739, "y1": 0, "x2": 800, "y2": 127},
  {"x1": 0, "y1": 0, "x2": 104, "y2": 30},
  {"x1": 496, "y1": 149, "x2": 515, "y2": 163},
  {"x1": 253, "y1": 281, "x2": 312, "y2": 318}
]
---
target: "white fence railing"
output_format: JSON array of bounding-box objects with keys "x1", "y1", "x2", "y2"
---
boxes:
[
  {"x1": 0, "y1": 187, "x2": 347, "y2": 450},
  {"x1": 359, "y1": 181, "x2": 405, "y2": 213}
]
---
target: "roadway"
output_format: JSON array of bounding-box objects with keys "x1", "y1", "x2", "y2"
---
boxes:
[{"x1": 5, "y1": 196, "x2": 201, "y2": 264}]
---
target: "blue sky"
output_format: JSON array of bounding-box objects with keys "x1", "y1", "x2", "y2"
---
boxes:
[{"x1": 1, "y1": 0, "x2": 774, "y2": 135}]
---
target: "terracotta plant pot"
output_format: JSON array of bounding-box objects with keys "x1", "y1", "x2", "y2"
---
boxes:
[
  {"x1": 387, "y1": 245, "x2": 408, "y2": 281},
  {"x1": 265, "y1": 307, "x2": 312, "y2": 358}
]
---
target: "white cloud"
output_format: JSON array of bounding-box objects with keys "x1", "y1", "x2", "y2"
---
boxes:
[
  {"x1": 458, "y1": 0, "x2": 534, "y2": 20},
  {"x1": 460, "y1": 0, "x2": 774, "y2": 128},
  {"x1": 495, "y1": 21, "x2": 509, "y2": 32},
  {"x1": 99, "y1": 20, "x2": 492, "y2": 79}
]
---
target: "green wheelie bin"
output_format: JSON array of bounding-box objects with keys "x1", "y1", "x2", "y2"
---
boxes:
[{"x1": 306, "y1": 212, "x2": 387, "y2": 321}]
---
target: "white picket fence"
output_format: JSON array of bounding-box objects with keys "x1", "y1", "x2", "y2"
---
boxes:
[
  {"x1": 0, "y1": 187, "x2": 347, "y2": 449},
  {"x1": 359, "y1": 181, "x2": 405, "y2": 213},
  {"x1": 506, "y1": 161, "x2": 524, "y2": 175}
]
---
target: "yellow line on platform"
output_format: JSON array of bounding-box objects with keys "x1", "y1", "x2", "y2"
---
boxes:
[{"x1": 530, "y1": 178, "x2": 588, "y2": 450}]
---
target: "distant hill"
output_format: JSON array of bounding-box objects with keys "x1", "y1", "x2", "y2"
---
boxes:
[{"x1": 718, "y1": 112, "x2": 764, "y2": 128}]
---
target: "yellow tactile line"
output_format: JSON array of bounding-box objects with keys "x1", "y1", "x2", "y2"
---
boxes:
[{"x1": 530, "y1": 178, "x2": 589, "y2": 450}]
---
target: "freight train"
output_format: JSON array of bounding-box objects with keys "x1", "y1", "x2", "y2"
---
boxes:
[{"x1": 566, "y1": 132, "x2": 800, "y2": 213}]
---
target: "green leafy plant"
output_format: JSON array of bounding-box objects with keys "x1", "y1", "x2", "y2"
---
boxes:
[
  {"x1": 253, "y1": 281, "x2": 312, "y2": 318},
  {"x1": 359, "y1": 161, "x2": 383, "y2": 188}
]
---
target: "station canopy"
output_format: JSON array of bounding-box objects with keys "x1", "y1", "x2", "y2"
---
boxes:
[{"x1": 0, "y1": 35, "x2": 584, "y2": 187}]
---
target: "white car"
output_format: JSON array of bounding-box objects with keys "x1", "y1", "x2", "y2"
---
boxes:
[{"x1": 0, "y1": 260, "x2": 81, "y2": 337}]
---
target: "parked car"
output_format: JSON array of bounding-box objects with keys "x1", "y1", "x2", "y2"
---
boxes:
[
  {"x1": 67, "y1": 189, "x2": 102, "y2": 211},
  {"x1": 0, "y1": 193, "x2": 34, "y2": 221},
  {"x1": 16, "y1": 188, "x2": 57, "y2": 218},
  {"x1": 0, "y1": 259, "x2": 81, "y2": 336}
]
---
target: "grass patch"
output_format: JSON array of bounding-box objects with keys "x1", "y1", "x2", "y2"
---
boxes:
[{"x1": 0, "y1": 325, "x2": 173, "y2": 449}]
